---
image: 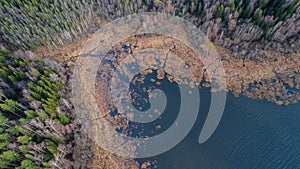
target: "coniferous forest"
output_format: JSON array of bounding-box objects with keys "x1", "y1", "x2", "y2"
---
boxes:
[
  {"x1": 0, "y1": 50, "x2": 75, "y2": 168},
  {"x1": 0, "y1": 0, "x2": 300, "y2": 168},
  {"x1": 0, "y1": 0, "x2": 299, "y2": 53}
]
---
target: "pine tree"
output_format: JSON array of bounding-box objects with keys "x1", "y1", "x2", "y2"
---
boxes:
[
  {"x1": 58, "y1": 114, "x2": 70, "y2": 125},
  {"x1": 0, "y1": 99, "x2": 22, "y2": 118},
  {"x1": 0, "y1": 134, "x2": 9, "y2": 150},
  {"x1": 0, "y1": 150, "x2": 19, "y2": 167},
  {"x1": 24, "y1": 110, "x2": 35, "y2": 120},
  {"x1": 17, "y1": 135, "x2": 32, "y2": 145},
  {"x1": 253, "y1": 8, "x2": 263, "y2": 24},
  {"x1": 0, "y1": 114, "x2": 10, "y2": 127}
]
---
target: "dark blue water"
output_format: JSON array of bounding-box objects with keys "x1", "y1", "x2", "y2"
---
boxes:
[{"x1": 136, "y1": 89, "x2": 300, "y2": 169}]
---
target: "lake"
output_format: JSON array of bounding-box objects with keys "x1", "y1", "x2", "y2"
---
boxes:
[{"x1": 133, "y1": 87, "x2": 300, "y2": 169}]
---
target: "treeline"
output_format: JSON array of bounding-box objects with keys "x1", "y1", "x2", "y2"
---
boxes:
[
  {"x1": 0, "y1": 0, "x2": 299, "y2": 52},
  {"x1": 98, "y1": 0, "x2": 300, "y2": 59},
  {"x1": 99, "y1": 0, "x2": 300, "y2": 42},
  {"x1": 1, "y1": 0, "x2": 300, "y2": 51},
  {"x1": 0, "y1": 0, "x2": 95, "y2": 50},
  {"x1": 173, "y1": 0, "x2": 300, "y2": 41},
  {"x1": 0, "y1": 50, "x2": 74, "y2": 168}
]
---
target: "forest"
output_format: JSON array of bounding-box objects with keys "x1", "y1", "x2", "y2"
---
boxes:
[
  {"x1": 0, "y1": 50, "x2": 74, "y2": 168},
  {"x1": 0, "y1": 0, "x2": 299, "y2": 52},
  {"x1": 0, "y1": 0, "x2": 300, "y2": 168}
]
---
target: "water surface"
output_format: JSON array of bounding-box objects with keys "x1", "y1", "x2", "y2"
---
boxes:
[{"x1": 135, "y1": 88, "x2": 300, "y2": 169}]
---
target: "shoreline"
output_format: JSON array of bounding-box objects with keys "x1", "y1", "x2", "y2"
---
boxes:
[
  {"x1": 12, "y1": 30, "x2": 300, "y2": 169},
  {"x1": 30, "y1": 33, "x2": 300, "y2": 106},
  {"x1": 114, "y1": 34, "x2": 300, "y2": 105}
]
